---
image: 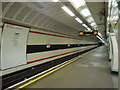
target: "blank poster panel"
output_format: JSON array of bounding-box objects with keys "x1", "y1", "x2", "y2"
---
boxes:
[{"x1": 1, "y1": 23, "x2": 29, "y2": 70}]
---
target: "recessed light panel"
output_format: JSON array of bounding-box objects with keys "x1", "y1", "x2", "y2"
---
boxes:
[
  {"x1": 52, "y1": 0, "x2": 59, "y2": 2},
  {"x1": 86, "y1": 17, "x2": 94, "y2": 23},
  {"x1": 70, "y1": 0, "x2": 85, "y2": 8},
  {"x1": 75, "y1": 18, "x2": 83, "y2": 23},
  {"x1": 82, "y1": 24, "x2": 88, "y2": 28},
  {"x1": 80, "y1": 8, "x2": 91, "y2": 17}
]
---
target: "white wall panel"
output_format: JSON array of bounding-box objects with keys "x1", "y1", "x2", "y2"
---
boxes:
[
  {"x1": 0, "y1": 22, "x2": 98, "y2": 74},
  {"x1": 27, "y1": 47, "x2": 87, "y2": 62},
  {"x1": 1, "y1": 23, "x2": 29, "y2": 70},
  {"x1": 109, "y1": 33, "x2": 118, "y2": 72},
  {"x1": 1, "y1": 45, "x2": 97, "y2": 76},
  {"x1": 0, "y1": 22, "x2": 2, "y2": 43},
  {"x1": 28, "y1": 28, "x2": 82, "y2": 45},
  {"x1": 27, "y1": 46, "x2": 96, "y2": 62},
  {"x1": 0, "y1": 22, "x2": 3, "y2": 70}
]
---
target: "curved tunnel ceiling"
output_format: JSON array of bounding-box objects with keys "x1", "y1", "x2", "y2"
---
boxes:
[
  {"x1": 2, "y1": 2, "x2": 101, "y2": 42},
  {"x1": 2, "y1": 2, "x2": 84, "y2": 32}
]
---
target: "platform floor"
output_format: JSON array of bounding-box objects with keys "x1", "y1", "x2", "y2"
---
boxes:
[{"x1": 24, "y1": 46, "x2": 117, "y2": 88}]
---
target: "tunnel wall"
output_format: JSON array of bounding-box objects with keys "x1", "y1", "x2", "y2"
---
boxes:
[
  {"x1": 27, "y1": 28, "x2": 97, "y2": 65},
  {"x1": 1, "y1": 1, "x2": 99, "y2": 76},
  {"x1": 1, "y1": 2, "x2": 100, "y2": 88},
  {"x1": 0, "y1": 22, "x2": 2, "y2": 69},
  {"x1": 1, "y1": 22, "x2": 98, "y2": 76}
]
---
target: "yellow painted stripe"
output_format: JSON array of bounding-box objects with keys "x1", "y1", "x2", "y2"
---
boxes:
[{"x1": 16, "y1": 56, "x2": 81, "y2": 89}]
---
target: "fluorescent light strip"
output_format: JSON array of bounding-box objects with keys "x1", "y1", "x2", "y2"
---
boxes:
[
  {"x1": 81, "y1": 8, "x2": 91, "y2": 17},
  {"x1": 75, "y1": 18, "x2": 83, "y2": 23},
  {"x1": 82, "y1": 24, "x2": 88, "y2": 28},
  {"x1": 96, "y1": 35, "x2": 104, "y2": 43},
  {"x1": 93, "y1": 25, "x2": 97, "y2": 28},
  {"x1": 70, "y1": 0, "x2": 85, "y2": 8},
  {"x1": 91, "y1": 22, "x2": 96, "y2": 26},
  {"x1": 52, "y1": 0, "x2": 59, "y2": 2},
  {"x1": 69, "y1": 0, "x2": 98, "y2": 30},
  {"x1": 86, "y1": 17, "x2": 94, "y2": 23},
  {"x1": 98, "y1": 32, "x2": 102, "y2": 37},
  {"x1": 61, "y1": 6, "x2": 75, "y2": 16},
  {"x1": 86, "y1": 27, "x2": 91, "y2": 30}
]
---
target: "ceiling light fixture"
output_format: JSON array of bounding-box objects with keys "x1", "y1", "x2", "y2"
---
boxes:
[
  {"x1": 80, "y1": 8, "x2": 91, "y2": 17},
  {"x1": 96, "y1": 35, "x2": 104, "y2": 43},
  {"x1": 82, "y1": 24, "x2": 88, "y2": 28},
  {"x1": 86, "y1": 27, "x2": 91, "y2": 30},
  {"x1": 91, "y1": 22, "x2": 96, "y2": 26},
  {"x1": 61, "y1": 6, "x2": 75, "y2": 16},
  {"x1": 70, "y1": 0, "x2": 85, "y2": 8},
  {"x1": 52, "y1": 0, "x2": 59, "y2": 2},
  {"x1": 98, "y1": 32, "x2": 102, "y2": 37},
  {"x1": 93, "y1": 26, "x2": 98, "y2": 30},
  {"x1": 86, "y1": 17, "x2": 94, "y2": 23},
  {"x1": 75, "y1": 17, "x2": 83, "y2": 23}
]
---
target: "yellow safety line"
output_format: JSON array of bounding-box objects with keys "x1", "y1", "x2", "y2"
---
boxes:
[{"x1": 16, "y1": 56, "x2": 81, "y2": 89}]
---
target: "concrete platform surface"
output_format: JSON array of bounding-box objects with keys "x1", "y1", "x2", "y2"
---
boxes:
[{"x1": 24, "y1": 46, "x2": 117, "y2": 88}]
